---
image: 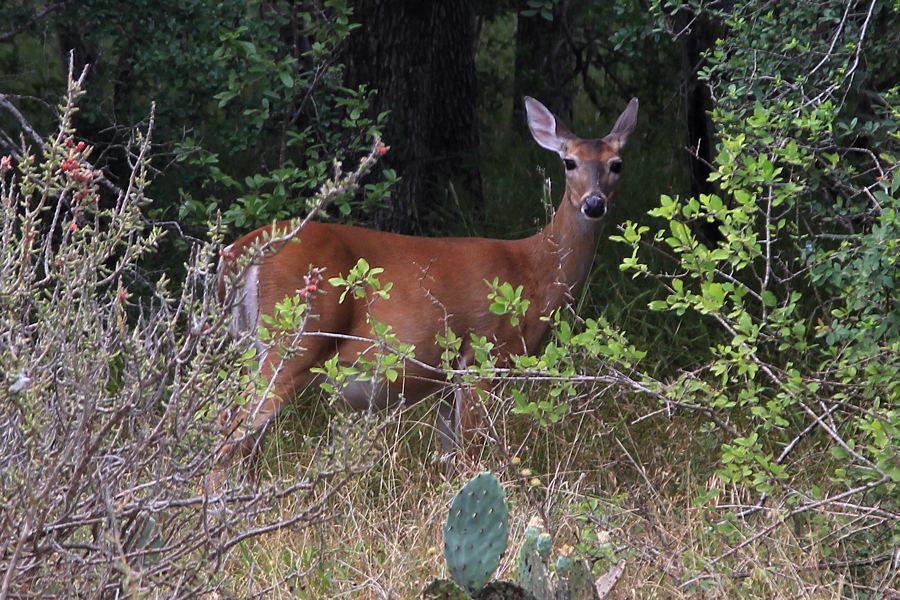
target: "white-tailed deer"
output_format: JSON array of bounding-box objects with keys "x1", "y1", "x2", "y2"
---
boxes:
[{"x1": 216, "y1": 96, "x2": 638, "y2": 468}]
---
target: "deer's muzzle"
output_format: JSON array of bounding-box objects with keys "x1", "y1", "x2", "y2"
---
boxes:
[{"x1": 582, "y1": 194, "x2": 607, "y2": 219}]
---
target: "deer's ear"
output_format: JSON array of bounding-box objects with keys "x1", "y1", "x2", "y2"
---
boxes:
[
  {"x1": 526, "y1": 97, "x2": 567, "y2": 157},
  {"x1": 603, "y1": 98, "x2": 639, "y2": 153}
]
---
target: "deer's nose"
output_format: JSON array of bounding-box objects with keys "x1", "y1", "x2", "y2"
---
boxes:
[{"x1": 582, "y1": 194, "x2": 607, "y2": 219}]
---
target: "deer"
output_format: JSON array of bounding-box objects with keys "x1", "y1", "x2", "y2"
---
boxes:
[{"x1": 215, "y1": 96, "x2": 638, "y2": 472}]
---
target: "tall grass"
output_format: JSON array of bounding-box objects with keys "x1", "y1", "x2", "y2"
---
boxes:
[{"x1": 219, "y1": 374, "x2": 853, "y2": 599}]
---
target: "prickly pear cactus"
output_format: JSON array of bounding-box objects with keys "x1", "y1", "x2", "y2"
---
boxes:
[
  {"x1": 515, "y1": 521, "x2": 601, "y2": 600},
  {"x1": 555, "y1": 546, "x2": 598, "y2": 600},
  {"x1": 516, "y1": 517, "x2": 552, "y2": 600},
  {"x1": 443, "y1": 472, "x2": 510, "y2": 595}
]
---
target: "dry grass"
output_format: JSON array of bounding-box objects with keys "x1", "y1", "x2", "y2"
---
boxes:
[{"x1": 216, "y1": 385, "x2": 889, "y2": 599}]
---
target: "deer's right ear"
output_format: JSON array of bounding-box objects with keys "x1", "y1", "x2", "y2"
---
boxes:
[{"x1": 525, "y1": 97, "x2": 566, "y2": 157}]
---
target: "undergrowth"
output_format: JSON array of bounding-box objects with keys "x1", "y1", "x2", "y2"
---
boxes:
[{"x1": 221, "y1": 380, "x2": 863, "y2": 599}]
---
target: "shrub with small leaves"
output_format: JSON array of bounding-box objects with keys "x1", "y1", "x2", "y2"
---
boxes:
[{"x1": 0, "y1": 68, "x2": 390, "y2": 600}]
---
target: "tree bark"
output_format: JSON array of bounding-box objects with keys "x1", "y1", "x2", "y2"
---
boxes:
[
  {"x1": 344, "y1": 0, "x2": 483, "y2": 234},
  {"x1": 671, "y1": 7, "x2": 721, "y2": 246},
  {"x1": 512, "y1": 8, "x2": 576, "y2": 138},
  {"x1": 673, "y1": 8, "x2": 713, "y2": 201}
]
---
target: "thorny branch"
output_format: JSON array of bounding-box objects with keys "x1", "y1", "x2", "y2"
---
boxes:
[{"x1": 0, "y1": 68, "x2": 392, "y2": 599}]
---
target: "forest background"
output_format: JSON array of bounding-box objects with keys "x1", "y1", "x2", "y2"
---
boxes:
[{"x1": 1, "y1": 0, "x2": 899, "y2": 598}]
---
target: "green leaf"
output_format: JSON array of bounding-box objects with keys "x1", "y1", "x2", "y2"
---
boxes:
[{"x1": 889, "y1": 466, "x2": 900, "y2": 483}]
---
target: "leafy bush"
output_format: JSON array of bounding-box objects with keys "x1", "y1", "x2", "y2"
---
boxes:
[
  {"x1": 1, "y1": 0, "x2": 388, "y2": 233},
  {"x1": 598, "y1": 0, "x2": 900, "y2": 594},
  {"x1": 172, "y1": 0, "x2": 391, "y2": 230}
]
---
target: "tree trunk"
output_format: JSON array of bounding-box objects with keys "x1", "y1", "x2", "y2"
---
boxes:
[
  {"x1": 512, "y1": 8, "x2": 576, "y2": 138},
  {"x1": 671, "y1": 7, "x2": 721, "y2": 246},
  {"x1": 344, "y1": 0, "x2": 482, "y2": 234},
  {"x1": 673, "y1": 8, "x2": 713, "y2": 201}
]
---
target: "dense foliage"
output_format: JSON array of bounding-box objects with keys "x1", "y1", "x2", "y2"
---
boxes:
[
  {"x1": 0, "y1": 0, "x2": 384, "y2": 233},
  {"x1": 605, "y1": 0, "x2": 900, "y2": 593}
]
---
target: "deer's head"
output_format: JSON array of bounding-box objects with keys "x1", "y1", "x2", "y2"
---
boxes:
[{"x1": 525, "y1": 97, "x2": 638, "y2": 221}]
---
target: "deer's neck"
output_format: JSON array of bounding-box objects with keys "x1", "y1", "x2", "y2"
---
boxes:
[{"x1": 527, "y1": 195, "x2": 604, "y2": 315}]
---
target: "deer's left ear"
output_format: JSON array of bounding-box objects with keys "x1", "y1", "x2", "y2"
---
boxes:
[{"x1": 603, "y1": 98, "x2": 639, "y2": 153}]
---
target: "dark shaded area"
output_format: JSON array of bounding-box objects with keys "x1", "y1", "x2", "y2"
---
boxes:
[
  {"x1": 512, "y1": 7, "x2": 575, "y2": 137},
  {"x1": 343, "y1": 0, "x2": 483, "y2": 234}
]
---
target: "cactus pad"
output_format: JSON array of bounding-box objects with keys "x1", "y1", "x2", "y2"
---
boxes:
[
  {"x1": 555, "y1": 550, "x2": 598, "y2": 600},
  {"x1": 536, "y1": 532, "x2": 552, "y2": 561},
  {"x1": 443, "y1": 472, "x2": 510, "y2": 595},
  {"x1": 516, "y1": 525, "x2": 551, "y2": 599}
]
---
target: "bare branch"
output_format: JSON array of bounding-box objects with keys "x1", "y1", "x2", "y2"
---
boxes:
[{"x1": 0, "y1": 2, "x2": 64, "y2": 44}]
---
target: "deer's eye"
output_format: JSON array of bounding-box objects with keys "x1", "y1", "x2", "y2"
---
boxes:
[
  {"x1": 609, "y1": 160, "x2": 623, "y2": 175},
  {"x1": 563, "y1": 158, "x2": 577, "y2": 171}
]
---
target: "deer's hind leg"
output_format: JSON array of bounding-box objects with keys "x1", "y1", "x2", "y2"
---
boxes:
[{"x1": 436, "y1": 379, "x2": 492, "y2": 474}]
